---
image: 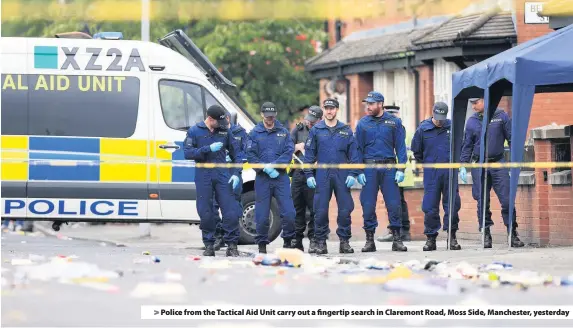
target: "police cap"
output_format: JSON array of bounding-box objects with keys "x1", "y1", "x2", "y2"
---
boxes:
[
  {"x1": 207, "y1": 105, "x2": 228, "y2": 126},
  {"x1": 305, "y1": 105, "x2": 323, "y2": 123},
  {"x1": 261, "y1": 102, "x2": 278, "y2": 117},
  {"x1": 433, "y1": 102, "x2": 449, "y2": 120},
  {"x1": 323, "y1": 98, "x2": 339, "y2": 108}
]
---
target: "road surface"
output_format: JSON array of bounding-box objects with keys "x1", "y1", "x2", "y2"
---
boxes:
[{"x1": 2, "y1": 228, "x2": 573, "y2": 327}]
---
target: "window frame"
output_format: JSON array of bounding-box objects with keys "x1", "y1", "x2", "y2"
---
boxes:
[{"x1": 157, "y1": 78, "x2": 229, "y2": 132}]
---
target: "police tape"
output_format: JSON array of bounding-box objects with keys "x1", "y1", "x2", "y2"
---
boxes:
[
  {"x1": 2, "y1": 157, "x2": 572, "y2": 170},
  {"x1": 1, "y1": 0, "x2": 482, "y2": 21}
]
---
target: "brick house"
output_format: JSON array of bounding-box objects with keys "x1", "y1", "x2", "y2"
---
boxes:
[{"x1": 304, "y1": 0, "x2": 573, "y2": 246}]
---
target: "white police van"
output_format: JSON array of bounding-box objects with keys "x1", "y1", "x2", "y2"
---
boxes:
[{"x1": 0, "y1": 30, "x2": 282, "y2": 244}]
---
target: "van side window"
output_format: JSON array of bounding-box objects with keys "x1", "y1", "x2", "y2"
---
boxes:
[
  {"x1": 159, "y1": 80, "x2": 204, "y2": 131},
  {"x1": 1, "y1": 74, "x2": 29, "y2": 135},
  {"x1": 26, "y1": 74, "x2": 140, "y2": 138},
  {"x1": 204, "y1": 90, "x2": 224, "y2": 110}
]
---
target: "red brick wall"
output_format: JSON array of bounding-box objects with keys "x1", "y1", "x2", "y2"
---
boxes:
[
  {"x1": 514, "y1": 0, "x2": 573, "y2": 131},
  {"x1": 347, "y1": 73, "x2": 373, "y2": 128},
  {"x1": 498, "y1": 96, "x2": 512, "y2": 117},
  {"x1": 328, "y1": 182, "x2": 573, "y2": 246},
  {"x1": 417, "y1": 65, "x2": 434, "y2": 121}
]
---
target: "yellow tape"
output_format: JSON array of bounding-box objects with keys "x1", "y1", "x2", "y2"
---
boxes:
[
  {"x1": 192, "y1": 161, "x2": 573, "y2": 170},
  {"x1": 3, "y1": 157, "x2": 572, "y2": 170},
  {"x1": 1, "y1": 0, "x2": 537, "y2": 21}
]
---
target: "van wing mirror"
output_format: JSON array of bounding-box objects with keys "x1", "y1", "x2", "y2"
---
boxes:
[{"x1": 230, "y1": 112, "x2": 237, "y2": 125}]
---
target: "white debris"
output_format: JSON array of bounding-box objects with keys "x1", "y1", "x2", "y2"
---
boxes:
[
  {"x1": 130, "y1": 282, "x2": 187, "y2": 298},
  {"x1": 15, "y1": 261, "x2": 120, "y2": 281},
  {"x1": 11, "y1": 259, "x2": 33, "y2": 266}
]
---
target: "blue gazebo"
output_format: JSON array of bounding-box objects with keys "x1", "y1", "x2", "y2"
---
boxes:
[{"x1": 448, "y1": 23, "x2": 573, "y2": 245}]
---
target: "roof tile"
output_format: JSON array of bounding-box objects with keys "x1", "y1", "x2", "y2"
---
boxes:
[
  {"x1": 412, "y1": 11, "x2": 516, "y2": 47},
  {"x1": 305, "y1": 26, "x2": 434, "y2": 71}
]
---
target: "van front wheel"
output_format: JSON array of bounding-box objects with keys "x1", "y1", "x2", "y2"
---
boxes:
[{"x1": 238, "y1": 190, "x2": 281, "y2": 245}]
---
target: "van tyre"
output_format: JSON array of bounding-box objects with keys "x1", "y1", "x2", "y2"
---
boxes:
[{"x1": 238, "y1": 190, "x2": 281, "y2": 245}]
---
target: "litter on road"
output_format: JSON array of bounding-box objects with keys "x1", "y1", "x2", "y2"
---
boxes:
[{"x1": 2, "y1": 238, "x2": 572, "y2": 304}]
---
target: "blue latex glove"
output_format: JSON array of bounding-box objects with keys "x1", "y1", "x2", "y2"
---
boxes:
[
  {"x1": 357, "y1": 173, "x2": 367, "y2": 186},
  {"x1": 395, "y1": 171, "x2": 405, "y2": 184},
  {"x1": 226, "y1": 154, "x2": 231, "y2": 162},
  {"x1": 263, "y1": 163, "x2": 274, "y2": 174},
  {"x1": 345, "y1": 176, "x2": 356, "y2": 188},
  {"x1": 459, "y1": 167, "x2": 467, "y2": 183},
  {"x1": 268, "y1": 169, "x2": 279, "y2": 179},
  {"x1": 306, "y1": 177, "x2": 316, "y2": 189},
  {"x1": 228, "y1": 175, "x2": 240, "y2": 189},
  {"x1": 209, "y1": 142, "x2": 223, "y2": 152}
]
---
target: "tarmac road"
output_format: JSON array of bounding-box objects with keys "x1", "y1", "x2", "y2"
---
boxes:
[{"x1": 2, "y1": 230, "x2": 573, "y2": 327}]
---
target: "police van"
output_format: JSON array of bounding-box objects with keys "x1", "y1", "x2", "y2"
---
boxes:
[{"x1": 0, "y1": 30, "x2": 283, "y2": 244}]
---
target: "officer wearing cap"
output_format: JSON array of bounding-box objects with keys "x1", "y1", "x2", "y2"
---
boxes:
[
  {"x1": 184, "y1": 105, "x2": 243, "y2": 257},
  {"x1": 376, "y1": 105, "x2": 412, "y2": 243},
  {"x1": 246, "y1": 102, "x2": 296, "y2": 254},
  {"x1": 290, "y1": 105, "x2": 323, "y2": 253},
  {"x1": 411, "y1": 102, "x2": 462, "y2": 251},
  {"x1": 212, "y1": 114, "x2": 248, "y2": 251},
  {"x1": 460, "y1": 98, "x2": 524, "y2": 248},
  {"x1": 355, "y1": 91, "x2": 408, "y2": 252},
  {"x1": 303, "y1": 98, "x2": 360, "y2": 255}
]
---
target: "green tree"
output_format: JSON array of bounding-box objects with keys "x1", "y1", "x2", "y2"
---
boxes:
[{"x1": 190, "y1": 19, "x2": 326, "y2": 121}]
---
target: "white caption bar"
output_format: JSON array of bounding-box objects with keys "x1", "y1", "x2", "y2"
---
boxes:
[{"x1": 141, "y1": 306, "x2": 573, "y2": 320}]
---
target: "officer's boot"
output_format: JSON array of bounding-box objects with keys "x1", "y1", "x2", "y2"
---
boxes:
[
  {"x1": 391, "y1": 229, "x2": 408, "y2": 252},
  {"x1": 376, "y1": 229, "x2": 393, "y2": 242},
  {"x1": 203, "y1": 244, "x2": 215, "y2": 257},
  {"x1": 509, "y1": 228, "x2": 525, "y2": 248},
  {"x1": 422, "y1": 234, "x2": 437, "y2": 251},
  {"x1": 315, "y1": 240, "x2": 328, "y2": 255},
  {"x1": 339, "y1": 239, "x2": 354, "y2": 254},
  {"x1": 400, "y1": 229, "x2": 411, "y2": 242},
  {"x1": 483, "y1": 227, "x2": 493, "y2": 249},
  {"x1": 213, "y1": 234, "x2": 225, "y2": 251},
  {"x1": 449, "y1": 230, "x2": 462, "y2": 250},
  {"x1": 226, "y1": 243, "x2": 240, "y2": 257},
  {"x1": 293, "y1": 238, "x2": 304, "y2": 252},
  {"x1": 361, "y1": 231, "x2": 377, "y2": 252},
  {"x1": 258, "y1": 243, "x2": 267, "y2": 254},
  {"x1": 283, "y1": 238, "x2": 294, "y2": 249},
  {"x1": 308, "y1": 238, "x2": 318, "y2": 254}
]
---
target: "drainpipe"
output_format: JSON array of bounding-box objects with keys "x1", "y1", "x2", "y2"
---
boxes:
[
  {"x1": 407, "y1": 58, "x2": 421, "y2": 177},
  {"x1": 407, "y1": 57, "x2": 420, "y2": 128}
]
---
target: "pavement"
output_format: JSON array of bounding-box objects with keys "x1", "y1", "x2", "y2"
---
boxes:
[{"x1": 1, "y1": 223, "x2": 573, "y2": 327}]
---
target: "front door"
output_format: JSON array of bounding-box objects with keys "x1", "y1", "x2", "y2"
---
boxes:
[{"x1": 151, "y1": 74, "x2": 207, "y2": 220}]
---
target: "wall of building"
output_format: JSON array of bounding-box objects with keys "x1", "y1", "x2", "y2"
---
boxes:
[{"x1": 514, "y1": 0, "x2": 573, "y2": 132}]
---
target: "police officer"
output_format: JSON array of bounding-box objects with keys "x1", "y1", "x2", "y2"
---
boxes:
[
  {"x1": 460, "y1": 98, "x2": 525, "y2": 248},
  {"x1": 411, "y1": 102, "x2": 462, "y2": 251},
  {"x1": 212, "y1": 115, "x2": 248, "y2": 250},
  {"x1": 184, "y1": 105, "x2": 243, "y2": 257},
  {"x1": 355, "y1": 91, "x2": 408, "y2": 252},
  {"x1": 304, "y1": 98, "x2": 360, "y2": 255},
  {"x1": 376, "y1": 105, "x2": 412, "y2": 243},
  {"x1": 290, "y1": 106, "x2": 323, "y2": 253},
  {"x1": 246, "y1": 102, "x2": 296, "y2": 254}
]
